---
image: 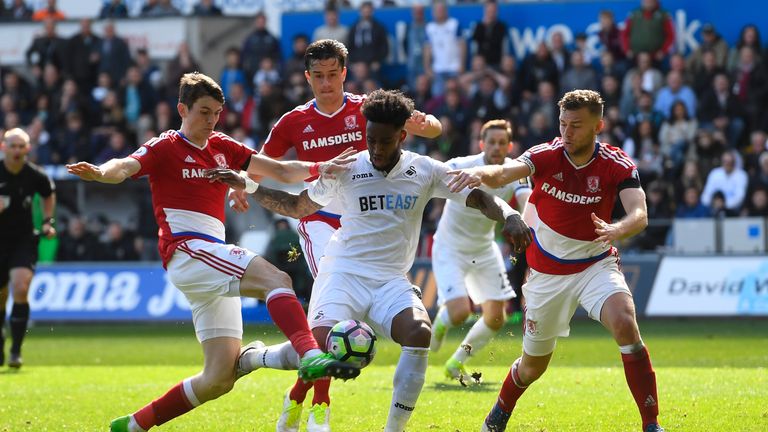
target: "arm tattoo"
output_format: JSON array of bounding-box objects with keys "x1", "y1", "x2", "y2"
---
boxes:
[
  {"x1": 465, "y1": 189, "x2": 505, "y2": 223},
  {"x1": 252, "y1": 188, "x2": 323, "y2": 219}
]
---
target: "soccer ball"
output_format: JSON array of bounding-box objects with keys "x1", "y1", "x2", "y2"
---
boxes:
[{"x1": 326, "y1": 319, "x2": 377, "y2": 368}]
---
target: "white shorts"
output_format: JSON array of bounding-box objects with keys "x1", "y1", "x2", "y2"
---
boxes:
[
  {"x1": 432, "y1": 239, "x2": 515, "y2": 306},
  {"x1": 167, "y1": 239, "x2": 257, "y2": 342},
  {"x1": 308, "y1": 272, "x2": 426, "y2": 339},
  {"x1": 297, "y1": 220, "x2": 336, "y2": 278},
  {"x1": 522, "y1": 253, "x2": 631, "y2": 356}
]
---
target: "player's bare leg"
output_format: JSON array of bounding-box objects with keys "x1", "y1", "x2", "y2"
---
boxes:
[
  {"x1": 445, "y1": 299, "x2": 505, "y2": 381},
  {"x1": 483, "y1": 349, "x2": 552, "y2": 432},
  {"x1": 430, "y1": 297, "x2": 470, "y2": 352},
  {"x1": 8, "y1": 267, "x2": 33, "y2": 368},
  {"x1": 601, "y1": 292, "x2": 663, "y2": 432},
  {"x1": 386, "y1": 307, "x2": 431, "y2": 432}
]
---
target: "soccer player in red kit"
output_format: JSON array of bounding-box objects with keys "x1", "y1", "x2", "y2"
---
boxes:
[
  {"x1": 67, "y1": 72, "x2": 359, "y2": 432},
  {"x1": 449, "y1": 90, "x2": 663, "y2": 432},
  {"x1": 230, "y1": 39, "x2": 442, "y2": 432}
]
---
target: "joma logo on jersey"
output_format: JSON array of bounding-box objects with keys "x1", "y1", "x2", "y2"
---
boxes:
[
  {"x1": 302, "y1": 131, "x2": 363, "y2": 150},
  {"x1": 352, "y1": 172, "x2": 374, "y2": 180},
  {"x1": 541, "y1": 182, "x2": 602, "y2": 204},
  {"x1": 182, "y1": 168, "x2": 207, "y2": 179},
  {"x1": 359, "y1": 194, "x2": 418, "y2": 211}
]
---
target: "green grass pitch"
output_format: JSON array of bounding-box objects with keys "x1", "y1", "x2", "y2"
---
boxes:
[{"x1": 1, "y1": 319, "x2": 766, "y2": 431}]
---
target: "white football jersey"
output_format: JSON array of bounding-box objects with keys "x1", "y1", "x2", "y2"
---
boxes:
[
  {"x1": 308, "y1": 150, "x2": 472, "y2": 280},
  {"x1": 434, "y1": 153, "x2": 531, "y2": 253}
]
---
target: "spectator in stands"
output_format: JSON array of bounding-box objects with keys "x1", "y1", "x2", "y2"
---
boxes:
[
  {"x1": 468, "y1": 72, "x2": 508, "y2": 122},
  {"x1": 676, "y1": 185, "x2": 710, "y2": 218},
  {"x1": 631, "y1": 181, "x2": 672, "y2": 251},
  {"x1": 595, "y1": 51, "x2": 626, "y2": 85},
  {"x1": 627, "y1": 119, "x2": 662, "y2": 182},
  {"x1": 470, "y1": 0, "x2": 507, "y2": 69},
  {"x1": 221, "y1": 82, "x2": 255, "y2": 137},
  {"x1": 498, "y1": 55, "x2": 523, "y2": 114},
  {"x1": 26, "y1": 18, "x2": 66, "y2": 81},
  {"x1": 621, "y1": 0, "x2": 675, "y2": 63},
  {"x1": 424, "y1": 0, "x2": 465, "y2": 96},
  {"x1": 701, "y1": 150, "x2": 749, "y2": 212},
  {"x1": 548, "y1": 31, "x2": 570, "y2": 76},
  {"x1": 313, "y1": 5, "x2": 348, "y2": 43},
  {"x1": 92, "y1": 89, "x2": 127, "y2": 143},
  {"x1": 99, "y1": 0, "x2": 128, "y2": 19},
  {"x1": 98, "y1": 21, "x2": 132, "y2": 88},
  {"x1": 653, "y1": 70, "x2": 697, "y2": 120},
  {"x1": 101, "y1": 221, "x2": 140, "y2": 261},
  {"x1": 691, "y1": 50, "x2": 726, "y2": 95},
  {"x1": 165, "y1": 42, "x2": 201, "y2": 99},
  {"x1": 283, "y1": 71, "x2": 312, "y2": 107},
  {"x1": 121, "y1": 65, "x2": 155, "y2": 129},
  {"x1": 560, "y1": 50, "x2": 598, "y2": 95},
  {"x1": 56, "y1": 78, "x2": 89, "y2": 128},
  {"x1": 727, "y1": 24, "x2": 762, "y2": 71},
  {"x1": 253, "y1": 81, "x2": 287, "y2": 140},
  {"x1": 4, "y1": 0, "x2": 32, "y2": 20},
  {"x1": 744, "y1": 131, "x2": 768, "y2": 175},
  {"x1": 697, "y1": 73, "x2": 744, "y2": 147},
  {"x1": 519, "y1": 110, "x2": 556, "y2": 151},
  {"x1": 64, "y1": 19, "x2": 101, "y2": 98},
  {"x1": 55, "y1": 111, "x2": 90, "y2": 164},
  {"x1": 600, "y1": 74, "x2": 622, "y2": 111},
  {"x1": 94, "y1": 130, "x2": 132, "y2": 165},
  {"x1": 693, "y1": 129, "x2": 726, "y2": 175},
  {"x1": 687, "y1": 23, "x2": 729, "y2": 71},
  {"x1": 659, "y1": 100, "x2": 697, "y2": 169},
  {"x1": 192, "y1": 0, "x2": 223, "y2": 16},
  {"x1": 597, "y1": 10, "x2": 625, "y2": 63},
  {"x1": 253, "y1": 57, "x2": 281, "y2": 92},
  {"x1": 32, "y1": 0, "x2": 64, "y2": 21},
  {"x1": 622, "y1": 51, "x2": 663, "y2": 100},
  {"x1": 459, "y1": 54, "x2": 507, "y2": 97},
  {"x1": 573, "y1": 32, "x2": 597, "y2": 66},
  {"x1": 219, "y1": 47, "x2": 247, "y2": 100},
  {"x1": 709, "y1": 190, "x2": 737, "y2": 218},
  {"x1": 742, "y1": 187, "x2": 768, "y2": 217},
  {"x1": 1, "y1": 70, "x2": 34, "y2": 122},
  {"x1": 57, "y1": 216, "x2": 101, "y2": 261},
  {"x1": 520, "y1": 42, "x2": 559, "y2": 98},
  {"x1": 668, "y1": 53, "x2": 693, "y2": 86},
  {"x1": 240, "y1": 12, "x2": 281, "y2": 88},
  {"x1": 674, "y1": 160, "x2": 704, "y2": 203},
  {"x1": 142, "y1": 0, "x2": 181, "y2": 17},
  {"x1": 134, "y1": 48, "x2": 162, "y2": 92},
  {"x1": 283, "y1": 34, "x2": 309, "y2": 78},
  {"x1": 347, "y1": 1, "x2": 389, "y2": 80},
  {"x1": 403, "y1": 4, "x2": 428, "y2": 89},
  {"x1": 747, "y1": 150, "x2": 768, "y2": 193},
  {"x1": 626, "y1": 90, "x2": 662, "y2": 134},
  {"x1": 520, "y1": 80, "x2": 559, "y2": 134},
  {"x1": 730, "y1": 46, "x2": 767, "y2": 129}
]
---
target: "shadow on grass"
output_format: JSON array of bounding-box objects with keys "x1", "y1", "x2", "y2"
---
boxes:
[{"x1": 428, "y1": 381, "x2": 497, "y2": 393}]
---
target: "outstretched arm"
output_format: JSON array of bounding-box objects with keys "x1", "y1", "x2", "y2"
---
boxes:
[
  {"x1": 592, "y1": 187, "x2": 648, "y2": 245},
  {"x1": 66, "y1": 157, "x2": 141, "y2": 184},
  {"x1": 252, "y1": 188, "x2": 323, "y2": 220},
  {"x1": 405, "y1": 110, "x2": 442, "y2": 139},
  {"x1": 246, "y1": 147, "x2": 357, "y2": 183},
  {"x1": 447, "y1": 159, "x2": 532, "y2": 192},
  {"x1": 465, "y1": 189, "x2": 532, "y2": 253}
]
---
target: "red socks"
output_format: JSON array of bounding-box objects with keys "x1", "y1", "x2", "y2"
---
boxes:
[
  {"x1": 266, "y1": 289, "x2": 319, "y2": 357},
  {"x1": 621, "y1": 346, "x2": 659, "y2": 428},
  {"x1": 497, "y1": 358, "x2": 528, "y2": 413},
  {"x1": 133, "y1": 382, "x2": 194, "y2": 429}
]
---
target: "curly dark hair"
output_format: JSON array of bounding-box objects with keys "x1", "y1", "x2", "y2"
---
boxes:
[
  {"x1": 558, "y1": 89, "x2": 604, "y2": 117},
  {"x1": 178, "y1": 72, "x2": 224, "y2": 108},
  {"x1": 361, "y1": 89, "x2": 414, "y2": 128},
  {"x1": 304, "y1": 39, "x2": 348, "y2": 71}
]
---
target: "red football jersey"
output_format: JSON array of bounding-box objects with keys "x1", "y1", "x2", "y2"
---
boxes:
[
  {"x1": 519, "y1": 138, "x2": 639, "y2": 275},
  {"x1": 262, "y1": 92, "x2": 368, "y2": 226},
  {"x1": 130, "y1": 130, "x2": 255, "y2": 266}
]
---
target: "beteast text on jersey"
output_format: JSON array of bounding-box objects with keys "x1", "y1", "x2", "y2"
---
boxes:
[
  {"x1": 302, "y1": 131, "x2": 363, "y2": 150},
  {"x1": 358, "y1": 194, "x2": 419, "y2": 212},
  {"x1": 540, "y1": 182, "x2": 603, "y2": 205}
]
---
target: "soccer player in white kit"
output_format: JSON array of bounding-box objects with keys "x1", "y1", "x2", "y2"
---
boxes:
[
  {"x1": 429, "y1": 119, "x2": 531, "y2": 381},
  {"x1": 67, "y1": 73, "x2": 360, "y2": 432},
  {"x1": 208, "y1": 89, "x2": 533, "y2": 432},
  {"x1": 229, "y1": 40, "x2": 441, "y2": 431},
  {"x1": 448, "y1": 90, "x2": 663, "y2": 432}
]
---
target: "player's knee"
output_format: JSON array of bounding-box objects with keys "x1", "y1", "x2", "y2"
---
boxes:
[
  {"x1": 270, "y1": 269, "x2": 293, "y2": 291},
  {"x1": 403, "y1": 321, "x2": 432, "y2": 348},
  {"x1": 448, "y1": 306, "x2": 470, "y2": 325},
  {"x1": 611, "y1": 313, "x2": 639, "y2": 340},
  {"x1": 518, "y1": 361, "x2": 548, "y2": 383},
  {"x1": 199, "y1": 372, "x2": 236, "y2": 398},
  {"x1": 483, "y1": 312, "x2": 506, "y2": 331}
]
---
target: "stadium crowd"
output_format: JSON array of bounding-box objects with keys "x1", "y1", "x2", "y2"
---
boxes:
[{"x1": 1, "y1": 0, "x2": 768, "y2": 261}]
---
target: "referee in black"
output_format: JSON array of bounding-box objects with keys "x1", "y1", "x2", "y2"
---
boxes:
[{"x1": 0, "y1": 128, "x2": 56, "y2": 368}]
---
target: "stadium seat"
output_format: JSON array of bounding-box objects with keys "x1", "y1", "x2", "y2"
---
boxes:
[
  {"x1": 720, "y1": 217, "x2": 766, "y2": 254},
  {"x1": 239, "y1": 230, "x2": 272, "y2": 255},
  {"x1": 672, "y1": 219, "x2": 717, "y2": 254}
]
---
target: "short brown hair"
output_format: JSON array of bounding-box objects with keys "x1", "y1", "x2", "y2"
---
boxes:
[
  {"x1": 178, "y1": 72, "x2": 224, "y2": 108},
  {"x1": 305, "y1": 39, "x2": 348, "y2": 71},
  {"x1": 558, "y1": 89, "x2": 604, "y2": 117},
  {"x1": 480, "y1": 119, "x2": 512, "y2": 141}
]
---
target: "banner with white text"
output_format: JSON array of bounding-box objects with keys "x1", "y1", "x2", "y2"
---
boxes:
[{"x1": 646, "y1": 256, "x2": 768, "y2": 316}]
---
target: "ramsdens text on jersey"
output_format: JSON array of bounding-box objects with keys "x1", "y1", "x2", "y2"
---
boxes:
[
  {"x1": 182, "y1": 168, "x2": 208, "y2": 179},
  {"x1": 541, "y1": 182, "x2": 602, "y2": 204},
  {"x1": 359, "y1": 194, "x2": 419, "y2": 211},
  {"x1": 302, "y1": 132, "x2": 363, "y2": 150}
]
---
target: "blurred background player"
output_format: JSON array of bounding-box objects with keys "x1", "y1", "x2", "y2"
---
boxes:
[
  {"x1": 430, "y1": 119, "x2": 531, "y2": 381},
  {"x1": 228, "y1": 38, "x2": 442, "y2": 432},
  {"x1": 66, "y1": 72, "x2": 359, "y2": 432},
  {"x1": 448, "y1": 90, "x2": 662, "y2": 432},
  {"x1": 0, "y1": 128, "x2": 56, "y2": 369},
  {"x1": 209, "y1": 89, "x2": 532, "y2": 432}
]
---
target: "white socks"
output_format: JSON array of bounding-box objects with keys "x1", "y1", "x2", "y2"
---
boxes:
[
  {"x1": 127, "y1": 416, "x2": 146, "y2": 432},
  {"x1": 385, "y1": 346, "x2": 429, "y2": 432},
  {"x1": 453, "y1": 319, "x2": 497, "y2": 363},
  {"x1": 241, "y1": 341, "x2": 301, "y2": 371}
]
